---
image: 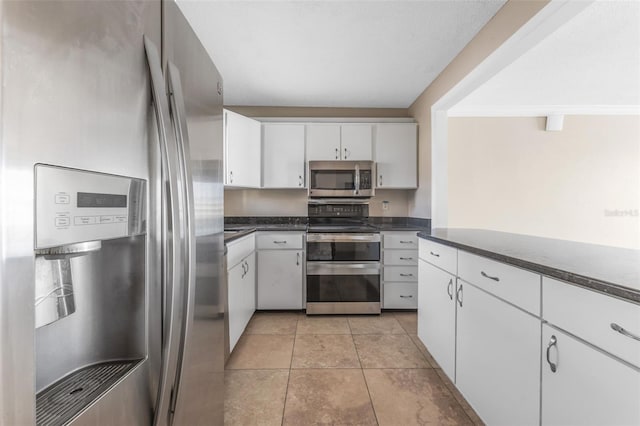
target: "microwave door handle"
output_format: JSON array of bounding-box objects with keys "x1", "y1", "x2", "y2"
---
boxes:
[{"x1": 355, "y1": 164, "x2": 360, "y2": 195}]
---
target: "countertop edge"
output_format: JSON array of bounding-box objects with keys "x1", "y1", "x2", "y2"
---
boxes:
[{"x1": 418, "y1": 232, "x2": 640, "y2": 305}]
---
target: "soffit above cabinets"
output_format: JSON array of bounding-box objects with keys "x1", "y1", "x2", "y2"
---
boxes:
[
  {"x1": 175, "y1": 0, "x2": 506, "y2": 108},
  {"x1": 450, "y1": 0, "x2": 640, "y2": 116}
]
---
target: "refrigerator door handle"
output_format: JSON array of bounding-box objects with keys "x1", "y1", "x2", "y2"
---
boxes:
[
  {"x1": 165, "y1": 62, "x2": 197, "y2": 420},
  {"x1": 144, "y1": 36, "x2": 185, "y2": 426}
]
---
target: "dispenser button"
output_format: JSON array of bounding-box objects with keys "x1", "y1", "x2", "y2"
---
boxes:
[
  {"x1": 55, "y1": 216, "x2": 70, "y2": 227},
  {"x1": 99, "y1": 215, "x2": 115, "y2": 224},
  {"x1": 55, "y1": 193, "x2": 70, "y2": 204},
  {"x1": 74, "y1": 216, "x2": 96, "y2": 226},
  {"x1": 114, "y1": 215, "x2": 127, "y2": 223}
]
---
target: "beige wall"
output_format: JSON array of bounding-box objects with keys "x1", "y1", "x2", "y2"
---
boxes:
[
  {"x1": 447, "y1": 115, "x2": 640, "y2": 249},
  {"x1": 225, "y1": 189, "x2": 410, "y2": 217},
  {"x1": 407, "y1": 0, "x2": 550, "y2": 218}
]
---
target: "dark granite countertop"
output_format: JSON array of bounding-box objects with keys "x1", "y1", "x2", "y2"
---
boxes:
[{"x1": 418, "y1": 228, "x2": 640, "y2": 304}]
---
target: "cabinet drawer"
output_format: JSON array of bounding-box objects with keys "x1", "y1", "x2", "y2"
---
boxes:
[
  {"x1": 383, "y1": 232, "x2": 418, "y2": 249},
  {"x1": 543, "y1": 277, "x2": 640, "y2": 368},
  {"x1": 383, "y1": 250, "x2": 418, "y2": 265},
  {"x1": 227, "y1": 233, "x2": 255, "y2": 269},
  {"x1": 418, "y1": 238, "x2": 457, "y2": 273},
  {"x1": 383, "y1": 283, "x2": 418, "y2": 309},
  {"x1": 384, "y1": 266, "x2": 418, "y2": 282},
  {"x1": 458, "y1": 251, "x2": 540, "y2": 316},
  {"x1": 256, "y1": 232, "x2": 303, "y2": 249}
]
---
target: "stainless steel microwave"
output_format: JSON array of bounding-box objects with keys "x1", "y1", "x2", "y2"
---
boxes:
[{"x1": 308, "y1": 161, "x2": 375, "y2": 198}]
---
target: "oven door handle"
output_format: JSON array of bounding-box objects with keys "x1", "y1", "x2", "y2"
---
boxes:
[
  {"x1": 307, "y1": 233, "x2": 381, "y2": 243},
  {"x1": 306, "y1": 262, "x2": 380, "y2": 276}
]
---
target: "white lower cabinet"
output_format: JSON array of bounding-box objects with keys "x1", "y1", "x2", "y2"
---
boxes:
[
  {"x1": 227, "y1": 251, "x2": 255, "y2": 352},
  {"x1": 257, "y1": 250, "x2": 303, "y2": 309},
  {"x1": 456, "y1": 282, "x2": 540, "y2": 426},
  {"x1": 417, "y1": 259, "x2": 456, "y2": 380},
  {"x1": 541, "y1": 325, "x2": 640, "y2": 426}
]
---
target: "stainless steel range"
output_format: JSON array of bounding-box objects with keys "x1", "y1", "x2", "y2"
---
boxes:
[{"x1": 306, "y1": 200, "x2": 381, "y2": 314}]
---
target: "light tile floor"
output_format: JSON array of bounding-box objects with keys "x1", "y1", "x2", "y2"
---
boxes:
[{"x1": 225, "y1": 311, "x2": 484, "y2": 426}]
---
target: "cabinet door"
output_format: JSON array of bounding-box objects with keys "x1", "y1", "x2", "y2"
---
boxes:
[
  {"x1": 542, "y1": 325, "x2": 640, "y2": 426},
  {"x1": 306, "y1": 124, "x2": 341, "y2": 161},
  {"x1": 227, "y1": 261, "x2": 246, "y2": 352},
  {"x1": 374, "y1": 123, "x2": 417, "y2": 188},
  {"x1": 257, "y1": 250, "x2": 303, "y2": 309},
  {"x1": 341, "y1": 124, "x2": 372, "y2": 161},
  {"x1": 262, "y1": 124, "x2": 305, "y2": 188},
  {"x1": 418, "y1": 260, "x2": 456, "y2": 379},
  {"x1": 456, "y1": 282, "x2": 540, "y2": 426},
  {"x1": 224, "y1": 110, "x2": 261, "y2": 187}
]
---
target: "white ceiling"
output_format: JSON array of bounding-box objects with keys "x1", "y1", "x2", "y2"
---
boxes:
[
  {"x1": 176, "y1": 0, "x2": 506, "y2": 108},
  {"x1": 450, "y1": 0, "x2": 640, "y2": 115}
]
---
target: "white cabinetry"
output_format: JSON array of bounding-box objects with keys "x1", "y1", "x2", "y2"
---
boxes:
[
  {"x1": 224, "y1": 109, "x2": 261, "y2": 187},
  {"x1": 374, "y1": 123, "x2": 417, "y2": 188},
  {"x1": 306, "y1": 123, "x2": 372, "y2": 161},
  {"x1": 541, "y1": 325, "x2": 640, "y2": 426},
  {"x1": 456, "y1": 281, "x2": 541, "y2": 426},
  {"x1": 262, "y1": 124, "x2": 306, "y2": 188},
  {"x1": 256, "y1": 232, "x2": 304, "y2": 309},
  {"x1": 226, "y1": 233, "x2": 256, "y2": 352},
  {"x1": 382, "y1": 231, "x2": 418, "y2": 309}
]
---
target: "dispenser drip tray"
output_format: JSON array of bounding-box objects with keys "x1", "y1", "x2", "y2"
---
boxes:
[{"x1": 36, "y1": 359, "x2": 141, "y2": 426}]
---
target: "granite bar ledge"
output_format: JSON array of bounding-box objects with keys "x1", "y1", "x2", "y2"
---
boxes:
[{"x1": 418, "y1": 228, "x2": 640, "y2": 304}]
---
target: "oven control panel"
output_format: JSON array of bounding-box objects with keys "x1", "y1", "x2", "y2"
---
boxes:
[
  {"x1": 308, "y1": 202, "x2": 369, "y2": 218},
  {"x1": 35, "y1": 164, "x2": 146, "y2": 249}
]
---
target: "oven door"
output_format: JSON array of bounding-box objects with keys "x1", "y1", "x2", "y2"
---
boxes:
[
  {"x1": 308, "y1": 167, "x2": 358, "y2": 197},
  {"x1": 306, "y1": 262, "x2": 381, "y2": 314},
  {"x1": 307, "y1": 233, "x2": 380, "y2": 262}
]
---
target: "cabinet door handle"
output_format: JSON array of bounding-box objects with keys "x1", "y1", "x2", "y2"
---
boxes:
[
  {"x1": 399, "y1": 257, "x2": 413, "y2": 261},
  {"x1": 273, "y1": 240, "x2": 287, "y2": 244},
  {"x1": 344, "y1": 147, "x2": 349, "y2": 159},
  {"x1": 400, "y1": 273, "x2": 413, "y2": 277},
  {"x1": 456, "y1": 284, "x2": 463, "y2": 307},
  {"x1": 241, "y1": 262, "x2": 246, "y2": 278},
  {"x1": 481, "y1": 271, "x2": 500, "y2": 282},
  {"x1": 229, "y1": 170, "x2": 233, "y2": 184},
  {"x1": 244, "y1": 260, "x2": 249, "y2": 275},
  {"x1": 296, "y1": 252, "x2": 300, "y2": 266},
  {"x1": 546, "y1": 335, "x2": 558, "y2": 373},
  {"x1": 611, "y1": 323, "x2": 640, "y2": 342},
  {"x1": 447, "y1": 279, "x2": 453, "y2": 300},
  {"x1": 298, "y1": 175, "x2": 303, "y2": 187},
  {"x1": 430, "y1": 251, "x2": 440, "y2": 257},
  {"x1": 379, "y1": 174, "x2": 383, "y2": 187},
  {"x1": 399, "y1": 295, "x2": 413, "y2": 298},
  {"x1": 335, "y1": 148, "x2": 339, "y2": 160}
]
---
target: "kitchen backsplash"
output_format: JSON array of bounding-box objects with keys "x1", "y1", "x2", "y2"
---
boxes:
[{"x1": 224, "y1": 189, "x2": 412, "y2": 217}]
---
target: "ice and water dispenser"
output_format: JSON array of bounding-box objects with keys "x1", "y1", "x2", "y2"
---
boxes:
[{"x1": 34, "y1": 165, "x2": 146, "y2": 425}]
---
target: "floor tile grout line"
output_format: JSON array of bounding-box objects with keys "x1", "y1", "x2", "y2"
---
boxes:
[
  {"x1": 348, "y1": 317, "x2": 381, "y2": 426},
  {"x1": 280, "y1": 315, "x2": 299, "y2": 426}
]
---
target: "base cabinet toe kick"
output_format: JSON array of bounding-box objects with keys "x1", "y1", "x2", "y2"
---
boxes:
[{"x1": 417, "y1": 237, "x2": 640, "y2": 426}]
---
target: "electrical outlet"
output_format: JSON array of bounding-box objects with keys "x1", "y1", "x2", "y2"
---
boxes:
[{"x1": 382, "y1": 201, "x2": 389, "y2": 211}]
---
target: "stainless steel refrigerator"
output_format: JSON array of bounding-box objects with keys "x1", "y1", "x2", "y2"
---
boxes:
[{"x1": 0, "y1": 1, "x2": 224, "y2": 425}]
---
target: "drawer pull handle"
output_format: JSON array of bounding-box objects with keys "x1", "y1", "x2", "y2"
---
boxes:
[
  {"x1": 273, "y1": 240, "x2": 287, "y2": 244},
  {"x1": 447, "y1": 279, "x2": 453, "y2": 300},
  {"x1": 456, "y1": 284, "x2": 463, "y2": 307},
  {"x1": 611, "y1": 323, "x2": 640, "y2": 342},
  {"x1": 399, "y1": 257, "x2": 414, "y2": 261},
  {"x1": 400, "y1": 273, "x2": 414, "y2": 277},
  {"x1": 481, "y1": 271, "x2": 500, "y2": 282},
  {"x1": 546, "y1": 335, "x2": 558, "y2": 373},
  {"x1": 400, "y1": 240, "x2": 414, "y2": 244},
  {"x1": 399, "y1": 295, "x2": 413, "y2": 298},
  {"x1": 429, "y1": 251, "x2": 440, "y2": 257}
]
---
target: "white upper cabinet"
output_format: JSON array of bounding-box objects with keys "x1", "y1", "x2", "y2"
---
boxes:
[
  {"x1": 306, "y1": 123, "x2": 373, "y2": 161},
  {"x1": 374, "y1": 123, "x2": 417, "y2": 188},
  {"x1": 340, "y1": 124, "x2": 373, "y2": 161},
  {"x1": 262, "y1": 124, "x2": 305, "y2": 188},
  {"x1": 306, "y1": 124, "x2": 341, "y2": 161},
  {"x1": 224, "y1": 109, "x2": 261, "y2": 187}
]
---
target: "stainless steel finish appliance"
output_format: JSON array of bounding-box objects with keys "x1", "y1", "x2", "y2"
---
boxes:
[
  {"x1": 0, "y1": 1, "x2": 224, "y2": 425},
  {"x1": 306, "y1": 201, "x2": 381, "y2": 314},
  {"x1": 308, "y1": 160, "x2": 375, "y2": 198}
]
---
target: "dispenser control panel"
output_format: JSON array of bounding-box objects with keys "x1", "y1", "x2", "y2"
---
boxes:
[{"x1": 35, "y1": 164, "x2": 146, "y2": 248}]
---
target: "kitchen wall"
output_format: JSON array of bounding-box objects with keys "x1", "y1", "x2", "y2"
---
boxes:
[
  {"x1": 447, "y1": 115, "x2": 640, "y2": 249},
  {"x1": 225, "y1": 189, "x2": 410, "y2": 217},
  {"x1": 224, "y1": 106, "x2": 414, "y2": 217},
  {"x1": 407, "y1": 0, "x2": 550, "y2": 219}
]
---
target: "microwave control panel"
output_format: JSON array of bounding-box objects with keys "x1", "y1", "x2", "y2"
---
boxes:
[
  {"x1": 359, "y1": 170, "x2": 372, "y2": 189},
  {"x1": 35, "y1": 164, "x2": 146, "y2": 249}
]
